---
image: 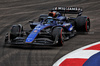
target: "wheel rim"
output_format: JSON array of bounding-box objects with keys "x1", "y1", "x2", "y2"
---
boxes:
[
  {"x1": 86, "y1": 19, "x2": 90, "y2": 32},
  {"x1": 61, "y1": 29, "x2": 65, "y2": 44}
]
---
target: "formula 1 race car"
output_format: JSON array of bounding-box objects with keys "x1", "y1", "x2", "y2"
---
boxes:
[{"x1": 4, "y1": 7, "x2": 90, "y2": 46}]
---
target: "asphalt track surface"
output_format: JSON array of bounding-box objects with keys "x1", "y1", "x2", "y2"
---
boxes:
[{"x1": 0, "y1": 0, "x2": 100, "y2": 66}]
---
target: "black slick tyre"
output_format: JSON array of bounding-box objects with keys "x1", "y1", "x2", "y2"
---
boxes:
[
  {"x1": 39, "y1": 14, "x2": 48, "y2": 22},
  {"x1": 10, "y1": 24, "x2": 23, "y2": 40},
  {"x1": 52, "y1": 27, "x2": 64, "y2": 46},
  {"x1": 76, "y1": 16, "x2": 90, "y2": 32}
]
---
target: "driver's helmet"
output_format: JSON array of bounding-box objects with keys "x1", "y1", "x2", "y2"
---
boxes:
[
  {"x1": 47, "y1": 16, "x2": 53, "y2": 24},
  {"x1": 48, "y1": 11, "x2": 61, "y2": 18}
]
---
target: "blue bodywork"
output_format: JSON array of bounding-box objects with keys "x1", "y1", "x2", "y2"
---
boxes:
[
  {"x1": 26, "y1": 24, "x2": 51, "y2": 43},
  {"x1": 25, "y1": 16, "x2": 73, "y2": 43}
]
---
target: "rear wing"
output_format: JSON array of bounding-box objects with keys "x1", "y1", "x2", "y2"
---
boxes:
[{"x1": 50, "y1": 7, "x2": 83, "y2": 14}]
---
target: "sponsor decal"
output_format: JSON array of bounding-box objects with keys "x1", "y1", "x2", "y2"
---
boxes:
[{"x1": 34, "y1": 30, "x2": 37, "y2": 32}]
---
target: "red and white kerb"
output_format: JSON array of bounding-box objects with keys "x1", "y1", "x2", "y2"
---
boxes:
[{"x1": 53, "y1": 41, "x2": 100, "y2": 66}]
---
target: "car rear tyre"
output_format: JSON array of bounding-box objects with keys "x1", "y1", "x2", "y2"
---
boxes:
[
  {"x1": 39, "y1": 14, "x2": 48, "y2": 22},
  {"x1": 75, "y1": 16, "x2": 90, "y2": 32}
]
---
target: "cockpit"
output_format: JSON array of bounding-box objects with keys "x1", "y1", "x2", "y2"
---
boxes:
[{"x1": 46, "y1": 16, "x2": 53, "y2": 24}]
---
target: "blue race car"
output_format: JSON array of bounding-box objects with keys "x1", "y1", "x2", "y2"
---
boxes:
[{"x1": 4, "y1": 7, "x2": 90, "y2": 46}]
